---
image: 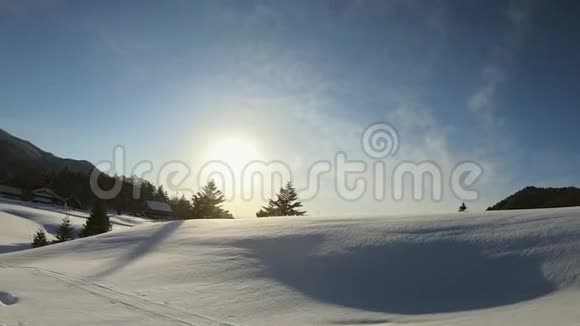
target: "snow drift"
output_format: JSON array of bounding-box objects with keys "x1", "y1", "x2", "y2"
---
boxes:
[
  {"x1": 0, "y1": 200, "x2": 152, "y2": 253},
  {"x1": 1, "y1": 202, "x2": 580, "y2": 325}
]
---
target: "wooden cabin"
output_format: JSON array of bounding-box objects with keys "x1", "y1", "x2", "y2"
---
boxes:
[
  {"x1": 144, "y1": 200, "x2": 174, "y2": 219},
  {"x1": 0, "y1": 185, "x2": 24, "y2": 201}
]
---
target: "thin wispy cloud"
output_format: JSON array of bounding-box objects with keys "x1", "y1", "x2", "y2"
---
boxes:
[
  {"x1": 2, "y1": 0, "x2": 577, "y2": 217},
  {"x1": 468, "y1": 0, "x2": 534, "y2": 126}
]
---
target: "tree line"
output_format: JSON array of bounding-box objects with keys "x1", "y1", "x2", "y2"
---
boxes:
[
  {"x1": 30, "y1": 176, "x2": 306, "y2": 247},
  {"x1": 32, "y1": 199, "x2": 111, "y2": 248},
  {"x1": 9, "y1": 167, "x2": 306, "y2": 220}
]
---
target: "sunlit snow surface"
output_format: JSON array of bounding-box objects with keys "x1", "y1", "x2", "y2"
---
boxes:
[
  {"x1": 0, "y1": 199, "x2": 152, "y2": 253},
  {"x1": 1, "y1": 200, "x2": 580, "y2": 325}
]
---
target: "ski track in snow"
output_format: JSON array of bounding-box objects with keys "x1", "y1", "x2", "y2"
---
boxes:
[
  {"x1": 0, "y1": 263, "x2": 234, "y2": 326},
  {"x1": 3, "y1": 201, "x2": 580, "y2": 325}
]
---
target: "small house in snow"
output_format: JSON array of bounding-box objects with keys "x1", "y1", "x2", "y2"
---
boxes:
[
  {"x1": 32, "y1": 187, "x2": 65, "y2": 206},
  {"x1": 144, "y1": 200, "x2": 173, "y2": 219},
  {"x1": 0, "y1": 185, "x2": 24, "y2": 201}
]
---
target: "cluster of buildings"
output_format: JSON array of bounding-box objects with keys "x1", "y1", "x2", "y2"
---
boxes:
[
  {"x1": 0, "y1": 185, "x2": 80, "y2": 207},
  {"x1": 0, "y1": 185, "x2": 174, "y2": 219}
]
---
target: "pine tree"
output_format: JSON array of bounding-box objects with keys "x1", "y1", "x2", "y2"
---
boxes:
[
  {"x1": 154, "y1": 185, "x2": 169, "y2": 202},
  {"x1": 141, "y1": 181, "x2": 157, "y2": 201},
  {"x1": 191, "y1": 180, "x2": 233, "y2": 219},
  {"x1": 282, "y1": 181, "x2": 306, "y2": 216},
  {"x1": 32, "y1": 228, "x2": 49, "y2": 248},
  {"x1": 81, "y1": 199, "x2": 111, "y2": 237},
  {"x1": 257, "y1": 181, "x2": 306, "y2": 217},
  {"x1": 256, "y1": 201, "x2": 278, "y2": 217},
  {"x1": 459, "y1": 202, "x2": 467, "y2": 212},
  {"x1": 169, "y1": 194, "x2": 193, "y2": 219},
  {"x1": 55, "y1": 215, "x2": 75, "y2": 243}
]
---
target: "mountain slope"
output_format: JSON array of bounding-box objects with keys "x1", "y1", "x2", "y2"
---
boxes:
[
  {"x1": 0, "y1": 128, "x2": 98, "y2": 181},
  {"x1": 487, "y1": 186, "x2": 580, "y2": 210},
  {"x1": 2, "y1": 204, "x2": 580, "y2": 325}
]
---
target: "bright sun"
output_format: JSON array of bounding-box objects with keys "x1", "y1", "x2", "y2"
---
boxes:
[{"x1": 205, "y1": 137, "x2": 262, "y2": 168}]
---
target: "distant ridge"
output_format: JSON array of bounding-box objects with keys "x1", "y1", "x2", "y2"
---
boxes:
[
  {"x1": 0, "y1": 128, "x2": 100, "y2": 182},
  {"x1": 487, "y1": 186, "x2": 580, "y2": 211}
]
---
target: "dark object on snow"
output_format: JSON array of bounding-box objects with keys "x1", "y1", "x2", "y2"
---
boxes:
[
  {"x1": 31, "y1": 228, "x2": 49, "y2": 248},
  {"x1": 55, "y1": 216, "x2": 75, "y2": 243},
  {"x1": 459, "y1": 202, "x2": 467, "y2": 212},
  {"x1": 81, "y1": 199, "x2": 111, "y2": 237}
]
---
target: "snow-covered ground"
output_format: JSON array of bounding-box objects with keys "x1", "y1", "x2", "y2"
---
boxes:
[
  {"x1": 1, "y1": 201, "x2": 580, "y2": 325},
  {"x1": 0, "y1": 199, "x2": 153, "y2": 253}
]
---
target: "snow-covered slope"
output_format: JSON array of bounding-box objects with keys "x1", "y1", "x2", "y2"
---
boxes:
[
  {"x1": 1, "y1": 204, "x2": 580, "y2": 325},
  {"x1": 0, "y1": 200, "x2": 153, "y2": 253}
]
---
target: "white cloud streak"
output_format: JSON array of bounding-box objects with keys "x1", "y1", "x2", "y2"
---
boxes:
[{"x1": 468, "y1": 0, "x2": 534, "y2": 125}]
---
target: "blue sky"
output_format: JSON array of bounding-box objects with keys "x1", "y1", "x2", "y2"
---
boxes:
[{"x1": 1, "y1": 0, "x2": 579, "y2": 217}]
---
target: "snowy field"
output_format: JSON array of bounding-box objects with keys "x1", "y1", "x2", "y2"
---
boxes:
[
  {"x1": 0, "y1": 199, "x2": 153, "y2": 254},
  {"x1": 1, "y1": 201, "x2": 580, "y2": 325}
]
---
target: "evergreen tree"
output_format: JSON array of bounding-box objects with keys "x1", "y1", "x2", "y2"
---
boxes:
[
  {"x1": 191, "y1": 180, "x2": 233, "y2": 219},
  {"x1": 32, "y1": 228, "x2": 49, "y2": 248},
  {"x1": 257, "y1": 181, "x2": 306, "y2": 217},
  {"x1": 169, "y1": 194, "x2": 193, "y2": 219},
  {"x1": 81, "y1": 199, "x2": 111, "y2": 237},
  {"x1": 459, "y1": 202, "x2": 467, "y2": 212},
  {"x1": 256, "y1": 205, "x2": 275, "y2": 217},
  {"x1": 155, "y1": 185, "x2": 169, "y2": 202},
  {"x1": 55, "y1": 216, "x2": 75, "y2": 243},
  {"x1": 141, "y1": 182, "x2": 157, "y2": 201}
]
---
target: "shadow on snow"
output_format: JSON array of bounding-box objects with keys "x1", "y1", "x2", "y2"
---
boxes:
[
  {"x1": 230, "y1": 235, "x2": 555, "y2": 315},
  {"x1": 90, "y1": 220, "x2": 183, "y2": 279}
]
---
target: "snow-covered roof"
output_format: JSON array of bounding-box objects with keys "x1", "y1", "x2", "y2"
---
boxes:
[
  {"x1": 32, "y1": 187, "x2": 64, "y2": 201},
  {"x1": 145, "y1": 200, "x2": 172, "y2": 213}
]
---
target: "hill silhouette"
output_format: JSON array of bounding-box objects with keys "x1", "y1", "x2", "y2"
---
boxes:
[
  {"x1": 488, "y1": 186, "x2": 580, "y2": 211},
  {"x1": 0, "y1": 128, "x2": 99, "y2": 183}
]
